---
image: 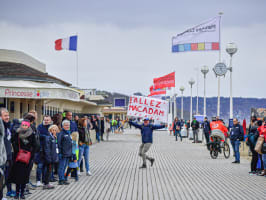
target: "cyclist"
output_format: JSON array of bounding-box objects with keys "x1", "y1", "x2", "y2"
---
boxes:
[{"x1": 210, "y1": 117, "x2": 228, "y2": 144}]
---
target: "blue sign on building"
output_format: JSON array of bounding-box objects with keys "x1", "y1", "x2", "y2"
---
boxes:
[{"x1": 114, "y1": 98, "x2": 126, "y2": 107}]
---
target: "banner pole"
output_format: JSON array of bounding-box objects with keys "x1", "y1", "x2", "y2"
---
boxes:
[{"x1": 217, "y1": 12, "x2": 223, "y2": 117}]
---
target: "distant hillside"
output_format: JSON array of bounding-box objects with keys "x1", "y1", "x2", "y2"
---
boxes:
[
  {"x1": 175, "y1": 97, "x2": 266, "y2": 123},
  {"x1": 96, "y1": 90, "x2": 266, "y2": 123}
]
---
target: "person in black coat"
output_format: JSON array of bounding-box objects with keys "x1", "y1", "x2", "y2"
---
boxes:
[
  {"x1": 9, "y1": 120, "x2": 37, "y2": 199},
  {"x1": 191, "y1": 117, "x2": 200, "y2": 143},
  {"x1": 100, "y1": 117, "x2": 105, "y2": 141},
  {"x1": 42, "y1": 125, "x2": 59, "y2": 189},
  {"x1": 202, "y1": 117, "x2": 211, "y2": 144}
]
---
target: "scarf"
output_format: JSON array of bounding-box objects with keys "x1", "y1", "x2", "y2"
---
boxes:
[{"x1": 17, "y1": 127, "x2": 33, "y2": 139}]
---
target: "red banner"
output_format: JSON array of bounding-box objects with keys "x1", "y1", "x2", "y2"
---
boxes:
[
  {"x1": 149, "y1": 85, "x2": 154, "y2": 92},
  {"x1": 153, "y1": 72, "x2": 175, "y2": 90},
  {"x1": 148, "y1": 90, "x2": 166, "y2": 97}
]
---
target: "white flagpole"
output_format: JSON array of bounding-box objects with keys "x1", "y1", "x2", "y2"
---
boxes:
[
  {"x1": 76, "y1": 33, "x2": 79, "y2": 87},
  {"x1": 217, "y1": 12, "x2": 223, "y2": 117}
]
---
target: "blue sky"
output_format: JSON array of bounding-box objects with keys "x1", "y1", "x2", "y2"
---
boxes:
[{"x1": 0, "y1": 0, "x2": 266, "y2": 97}]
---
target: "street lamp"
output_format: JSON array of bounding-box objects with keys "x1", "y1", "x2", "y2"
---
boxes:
[
  {"x1": 226, "y1": 42, "x2": 238, "y2": 119},
  {"x1": 201, "y1": 66, "x2": 209, "y2": 117},
  {"x1": 179, "y1": 86, "x2": 185, "y2": 119},
  {"x1": 188, "y1": 78, "x2": 195, "y2": 123},
  {"x1": 173, "y1": 91, "x2": 178, "y2": 119}
]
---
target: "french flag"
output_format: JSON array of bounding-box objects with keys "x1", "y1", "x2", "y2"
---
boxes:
[{"x1": 55, "y1": 35, "x2": 77, "y2": 51}]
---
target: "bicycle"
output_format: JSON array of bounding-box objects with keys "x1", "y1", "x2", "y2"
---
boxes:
[{"x1": 207, "y1": 135, "x2": 230, "y2": 159}]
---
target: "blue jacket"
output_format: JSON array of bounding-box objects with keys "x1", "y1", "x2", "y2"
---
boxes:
[
  {"x1": 129, "y1": 121, "x2": 165, "y2": 143},
  {"x1": 43, "y1": 133, "x2": 59, "y2": 164},
  {"x1": 70, "y1": 120, "x2": 78, "y2": 133},
  {"x1": 36, "y1": 124, "x2": 50, "y2": 163},
  {"x1": 203, "y1": 121, "x2": 211, "y2": 133},
  {"x1": 57, "y1": 129, "x2": 72, "y2": 158},
  {"x1": 173, "y1": 121, "x2": 181, "y2": 132},
  {"x1": 230, "y1": 124, "x2": 244, "y2": 141}
]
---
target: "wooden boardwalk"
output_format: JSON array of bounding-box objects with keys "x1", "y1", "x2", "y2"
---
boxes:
[{"x1": 26, "y1": 129, "x2": 266, "y2": 200}]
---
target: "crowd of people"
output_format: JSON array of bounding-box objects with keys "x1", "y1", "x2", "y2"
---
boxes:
[
  {"x1": 0, "y1": 108, "x2": 113, "y2": 200},
  {"x1": 170, "y1": 115, "x2": 266, "y2": 177}
]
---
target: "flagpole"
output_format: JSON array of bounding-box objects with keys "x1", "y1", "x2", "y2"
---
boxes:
[
  {"x1": 76, "y1": 33, "x2": 79, "y2": 87},
  {"x1": 217, "y1": 12, "x2": 223, "y2": 117}
]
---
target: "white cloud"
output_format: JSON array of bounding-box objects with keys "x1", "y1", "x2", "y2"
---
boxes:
[{"x1": 0, "y1": 21, "x2": 265, "y2": 98}]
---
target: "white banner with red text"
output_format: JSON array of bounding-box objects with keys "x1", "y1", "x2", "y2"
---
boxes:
[{"x1": 127, "y1": 95, "x2": 168, "y2": 123}]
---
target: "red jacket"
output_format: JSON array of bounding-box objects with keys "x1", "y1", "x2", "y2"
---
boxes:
[
  {"x1": 210, "y1": 121, "x2": 228, "y2": 137},
  {"x1": 258, "y1": 124, "x2": 266, "y2": 141}
]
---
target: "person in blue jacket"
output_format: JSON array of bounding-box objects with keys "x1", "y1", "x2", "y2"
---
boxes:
[
  {"x1": 57, "y1": 120, "x2": 72, "y2": 185},
  {"x1": 230, "y1": 118, "x2": 244, "y2": 164},
  {"x1": 64, "y1": 112, "x2": 78, "y2": 133},
  {"x1": 129, "y1": 118, "x2": 166, "y2": 169},
  {"x1": 42, "y1": 125, "x2": 59, "y2": 190},
  {"x1": 36, "y1": 115, "x2": 52, "y2": 187}
]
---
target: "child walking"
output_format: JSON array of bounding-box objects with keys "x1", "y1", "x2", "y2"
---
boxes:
[{"x1": 65, "y1": 132, "x2": 79, "y2": 181}]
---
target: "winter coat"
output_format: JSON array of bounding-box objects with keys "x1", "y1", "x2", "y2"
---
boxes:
[
  {"x1": 173, "y1": 121, "x2": 181, "y2": 132},
  {"x1": 57, "y1": 129, "x2": 72, "y2": 158},
  {"x1": 258, "y1": 124, "x2": 266, "y2": 142},
  {"x1": 78, "y1": 126, "x2": 90, "y2": 144},
  {"x1": 247, "y1": 126, "x2": 259, "y2": 149},
  {"x1": 42, "y1": 133, "x2": 58, "y2": 164},
  {"x1": 3, "y1": 121, "x2": 12, "y2": 161},
  {"x1": 129, "y1": 121, "x2": 165, "y2": 143},
  {"x1": 230, "y1": 124, "x2": 244, "y2": 141},
  {"x1": 70, "y1": 120, "x2": 78, "y2": 133},
  {"x1": 203, "y1": 120, "x2": 211, "y2": 134},
  {"x1": 100, "y1": 120, "x2": 105, "y2": 134},
  {"x1": 9, "y1": 127, "x2": 37, "y2": 184},
  {"x1": 35, "y1": 123, "x2": 50, "y2": 163},
  {"x1": 0, "y1": 118, "x2": 7, "y2": 167},
  {"x1": 191, "y1": 120, "x2": 199, "y2": 130}
]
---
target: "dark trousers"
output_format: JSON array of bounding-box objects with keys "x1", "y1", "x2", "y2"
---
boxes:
[
  {"x1": 204, "y1": 132, "x2": 210, "y2": 144},
  {"x1": 65, "y1": 167, "x2": 78, "y2": 181},
  {"x1": 16, "y1": 184, "x2": 25, "y2": 196},
  {"x1": 43, "y1": 164, "x2": 52, "y2": 185},
  {"x1": 174, "y1": 130, "x2": 182, "y2": 141},
  {"x1": 193, "y1": 129, "x2": 198, "y2": 142},
  {"x1": 100, "y1": 132, "x2": 104, "y2": 141},
  {"x1": 259, "y1": 154, "x2": 264, "y2": 170},
  {"x1": 251, "y1": 149, "x2": 258, "y2": 172}
]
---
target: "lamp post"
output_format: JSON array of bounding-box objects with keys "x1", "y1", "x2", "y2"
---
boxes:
[
  {"x1": 173, "y1": 92, "x2": 178, "y2": 119},
  {"x1": 226, "y1": 42, "x2": 238, "y2": 119},
  {"x1": 201, "y1": 66, "x2": 209, "y2": 117},
  {"x1": 188, "y1": 79, "x2": 195, "y2": 123},
  {"x1": 179, "y1": 86, "x2": 185, "y2": 119}
]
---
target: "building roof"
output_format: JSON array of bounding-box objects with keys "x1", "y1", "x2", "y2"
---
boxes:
[{"x1": 0, "y1": 49, "x2": 71, "y2": 86}]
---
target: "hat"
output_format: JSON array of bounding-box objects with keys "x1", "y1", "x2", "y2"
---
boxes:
[{"x1": 143, "y1": 118, "x2": 149, "y2": 121}]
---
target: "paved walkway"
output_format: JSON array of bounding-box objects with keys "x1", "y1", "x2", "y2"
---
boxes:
[{"x1": 27, "y1": 129, "x2": 266, "y2": 200}]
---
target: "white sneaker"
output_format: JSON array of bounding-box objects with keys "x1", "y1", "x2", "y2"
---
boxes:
[
  {"x1": 86, "y1": 171, "x2": 92, "y2": 176},
  {"x1": 77, "y1": 170, "x2": 81, "y2": 175},
  {"x1": 36, "y1": 181, "x2": 43, "y2": 187}
]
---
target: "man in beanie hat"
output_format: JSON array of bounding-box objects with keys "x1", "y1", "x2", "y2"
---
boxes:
[{"x1": 129, "y1": 118, "x2": 166, "y2": 169}]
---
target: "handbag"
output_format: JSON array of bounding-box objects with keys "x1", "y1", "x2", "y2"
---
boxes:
[
  {"x1": 255, "y1": 136, "x2": 264, "y2": 154},
  {"x1": 16, "y1": 136, "x2": 31, "y2": 165}
]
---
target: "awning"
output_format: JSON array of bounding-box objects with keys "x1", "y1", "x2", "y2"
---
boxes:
[{"x1": 0, "y1": 80, "x2": 80, "y2": 101}]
